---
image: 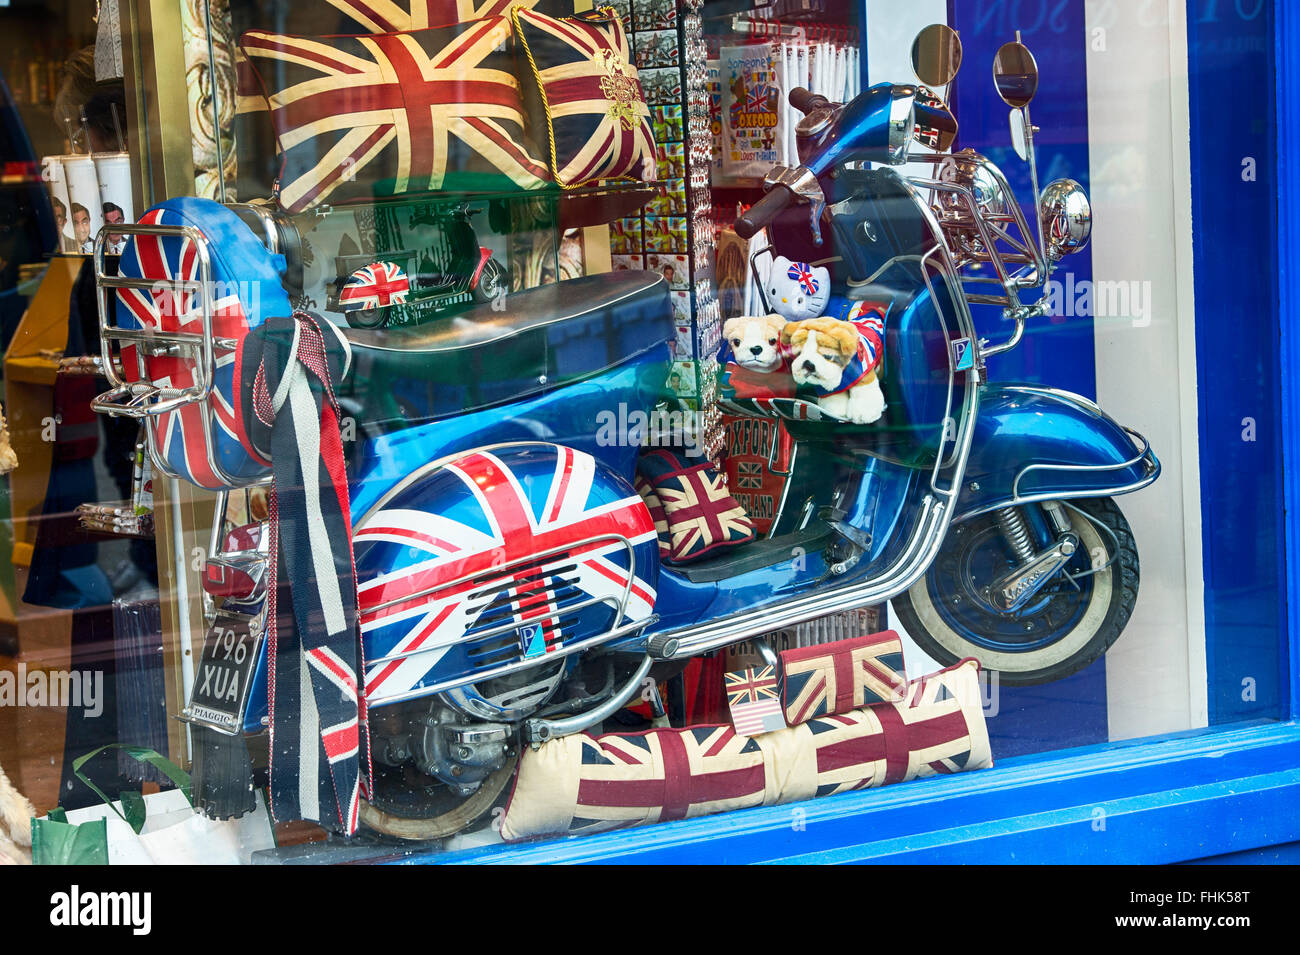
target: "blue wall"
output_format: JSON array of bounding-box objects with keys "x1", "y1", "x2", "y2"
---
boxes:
[{"x1": 1186, "y1": 0, "x2": 1287, "y2": 723}]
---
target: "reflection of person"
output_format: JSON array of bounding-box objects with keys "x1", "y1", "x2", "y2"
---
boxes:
[
  {"x1": 71, "y1": 202, "x2": 91, "y2": 252},
  {"x1": 103, "y1": 202, "x2": 126, "y2": 254},
  {"x1": 51, "y1": 196, "x2": 67, "y2": 235},
  {"x1": 54, "y1": 47, "x2": 127, "y2": 153}
]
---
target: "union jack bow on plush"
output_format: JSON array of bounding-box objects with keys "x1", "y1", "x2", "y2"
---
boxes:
[
  {"x1": 241, "y1": 17, "x2": 550, "y2": 212},
  {"x1": 355, "y1": 446, "x2": 658, "y2": 704},
  {"x1": 787, "y1": 261, "x2": 820, "y2": 296},
  {"x1": 340, "y1": 261, "x2": 410, "y2": 312}
]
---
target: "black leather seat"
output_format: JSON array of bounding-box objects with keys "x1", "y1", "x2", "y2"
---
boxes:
[{"x1": 339, "y1": 271, "x2": 672, "y2": 427}]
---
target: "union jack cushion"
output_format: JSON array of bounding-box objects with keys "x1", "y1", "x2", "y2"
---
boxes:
[
  {"x1": 780, "y1": 630, "x2": 909, "y2": 725},
  {"x1": 240, "y1": 17, "x2": 552, "y2": 213},
  {"x1": 633, "y1": 474, "x2": 671, "y2": 561},
  {"x1": 511, "y1": 7, "x2": 656, "y2": 188},
  {"x1": 638, "y1": 451, "x2": 755, "y2": 564},
  {"x1": 232, "y1": 0, "x2": 576, "y2": 201},
  {"x1": 500, "y1": 659, "x2": 992, "y2": 840}
]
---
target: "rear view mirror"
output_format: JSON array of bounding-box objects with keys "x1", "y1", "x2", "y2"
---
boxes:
[
  {"x1": 994, "y1": 40, "x2": 1038, "y2": 108},
  {"x1": 911, "y1": 24, "x2": 963, "y2": 88}
]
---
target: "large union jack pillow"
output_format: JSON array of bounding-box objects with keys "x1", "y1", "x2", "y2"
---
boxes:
[
  {"x1": 240, "y1": 17, "x2": 552, "y2": 213},
  {"x1": 511, "y1": 7, "x2": 656, "y2": 189},
  {"x1": 232, "y1": 1, "x2": 577, "y2": 202}
]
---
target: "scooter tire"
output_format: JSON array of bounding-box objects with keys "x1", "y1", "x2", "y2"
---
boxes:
[
  {"x1": 472, "y1": 258, "x2": 508, "y2": 304},
  {"x1": 358, "y1": 755, "x2": 516, "y2": 841},
  {"x1": 891, "y1": 497, "x2": 1139, "y2": 687}
]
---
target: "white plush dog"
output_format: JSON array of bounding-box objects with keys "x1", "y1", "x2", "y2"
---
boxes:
[
  {"x1": 720, "y1": 314, "x2": 796, "y2": 399},
  {"x1": 722, "y1": 314, "x2": 787, "y2": 373},
  {"x1": 781, "y1": 317, "x2": 887, "y2": 424},
  {"x1": 0, "y1": 761, "x2": 34, "y2": 865}
]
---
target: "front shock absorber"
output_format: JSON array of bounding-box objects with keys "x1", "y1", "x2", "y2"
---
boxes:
[{"x1": 995, "y1": 506, "x2": 1036, "y2": 566}]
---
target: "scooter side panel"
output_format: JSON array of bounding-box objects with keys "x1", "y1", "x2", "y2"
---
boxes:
[
  {"x1": 958, "y1": 384, "x2": 1159, "y2": 519},
  {"x1": 353, "y1": 442, "x2": 660, "y2": 709}
]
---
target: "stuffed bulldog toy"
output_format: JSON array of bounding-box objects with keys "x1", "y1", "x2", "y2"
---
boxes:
[
  {"x1": 781, "y1": 314, "x2": 887, "y2": 424},
  {"x1": 720, "y1": 314, "x2": 795, "y2": 399},
  {"x1": 766, "y1": 255, "x2": 889, "y2": 423}
]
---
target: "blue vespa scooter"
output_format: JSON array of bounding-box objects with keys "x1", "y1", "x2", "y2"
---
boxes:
[{"x1": 91, "y1": 28, "x2": 1156, "y2": 836}]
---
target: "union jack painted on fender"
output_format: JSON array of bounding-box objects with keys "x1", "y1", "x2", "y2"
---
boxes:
[
  {"x1": 780, "y1": 630, "x2": 909, "y2": 725},
  {"x1": 241, "y1": 17, "x2": 551, "y2": 212},
  {"x1": 353, "y1": 444, "x2": 658, "y2": 704},
  {"x1": 340, "y1": 261, "x2": 410, "y2": 312}
]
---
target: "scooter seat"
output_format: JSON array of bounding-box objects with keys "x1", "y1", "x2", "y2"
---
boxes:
[{"x1": 338, "y1": 271, "x2": 672, "y2": 427}]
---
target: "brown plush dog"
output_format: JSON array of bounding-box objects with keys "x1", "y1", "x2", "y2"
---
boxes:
[{"x1": 781, "y1": 317, "x2": 886, "y2": 424}]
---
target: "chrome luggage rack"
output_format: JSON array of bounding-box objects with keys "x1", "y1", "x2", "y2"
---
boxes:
[{"x1": 90, "y1": 221, "x2": 247, "y2": 485}]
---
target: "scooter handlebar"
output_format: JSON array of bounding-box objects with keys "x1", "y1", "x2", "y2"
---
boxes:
[
  {"x1": 789, "y1": 87, "x2": 831, "y2": 115},
  {"x1": 735, "y1": 184, "x2": 795, "y2": 240}
]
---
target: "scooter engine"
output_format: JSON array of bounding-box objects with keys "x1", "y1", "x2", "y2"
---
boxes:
[{"x1": 371, "y1": 702, "x2": 511, "y2": 798}]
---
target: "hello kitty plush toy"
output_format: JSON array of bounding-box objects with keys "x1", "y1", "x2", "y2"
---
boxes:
[{"x1": 766, "y1": 255, "x2": 832, "y2": 320}]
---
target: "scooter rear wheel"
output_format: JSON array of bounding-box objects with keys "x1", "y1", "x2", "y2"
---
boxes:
[
  {"x1": 891, "y1": 497, "x2": 1139, "y2": 686},
  {"x1": 358, "y1": 755, "x2": 516, "y2": 841}
]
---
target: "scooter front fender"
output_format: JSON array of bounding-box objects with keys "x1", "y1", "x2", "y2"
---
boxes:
[{"x1": 957, "y1": 384, "x2": 1159, "y2": 521}]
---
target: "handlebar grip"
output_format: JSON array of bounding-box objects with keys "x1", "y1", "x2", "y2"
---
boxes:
[
  {"x1": 789, "y1": 87, "x2": 830, "y2": 116},
  {"x1": 735, "y1": 185, "x2": 795, "y2": 240}
]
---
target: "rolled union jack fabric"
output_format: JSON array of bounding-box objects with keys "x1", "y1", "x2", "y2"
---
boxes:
[
  {"x1": 240, "y1": 16, "x2": 551, "y2": 213},
  {"x1": 241, "y1": 310, "x2": 372, "y2": 834},
  {"x1": 512, "y1": 7, "x2": 656, "y2": 188},
  {"x1": 500, "y1": 659, "x2": 992, "y2": 840},
  {"x1": 780, "y1": 630, "x2": 909, "y2": 726}
]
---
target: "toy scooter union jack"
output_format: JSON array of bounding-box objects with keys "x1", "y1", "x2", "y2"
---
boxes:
[{"x1": 91, "y1": 28, "x2": 1157, "y2": 838}]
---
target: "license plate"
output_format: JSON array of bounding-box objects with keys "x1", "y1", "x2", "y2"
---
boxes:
[{"x1": 185, "y1": 614, "x2": 263, "y2": 734}]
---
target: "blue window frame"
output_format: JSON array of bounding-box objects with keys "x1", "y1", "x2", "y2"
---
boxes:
[{"x1": 388, "y1": 0, "x2": 1300, "y2": 865}]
